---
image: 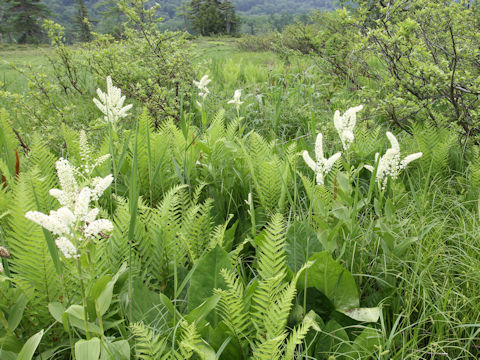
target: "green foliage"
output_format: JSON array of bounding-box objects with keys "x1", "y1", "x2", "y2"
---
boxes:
[
  {"x1": 188, "y1": 0, "x2": 240, "y2": 36},
  {"x1": 2, "y1": 0, "x2": 49, "y2": 44},
  {"x1": 3, "y1": 21, "x2": 480, "y2": 360},
  {"x1": 364, "y1": 0, "x2": 480, "y2": 135}
]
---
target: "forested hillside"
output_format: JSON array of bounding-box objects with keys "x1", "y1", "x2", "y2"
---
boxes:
[{"x1": 41, "y1": 0, "x2": 336, "y2": 37}]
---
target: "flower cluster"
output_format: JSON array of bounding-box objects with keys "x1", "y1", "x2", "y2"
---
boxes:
[
  {"x1": 304, "y1": 106, "x2": 421, "y2": 190},
  {"x1": 93, "y1": 76, "x2": 132, "y2": 124},
  {"x1": 194, "y1": 75, "x2": 211, "y2": 106},
  {"x1": 334, "y1": 105, "x2": 363, "y2": 150},
  {"x1": 365, "y1": 132, "x2": 422, "y2": 189},
  {"x1": 25, "y1": 158, "x2": 114, "y2": 259},
  {"x1": 228, "y1": 89, "x2": 243, "y2": 112},
  {"x1": 303, "y1": 133, "x2": 342, "y2": 185}
]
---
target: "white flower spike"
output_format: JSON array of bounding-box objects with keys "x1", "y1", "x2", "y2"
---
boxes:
[
  {"x1": 25, "y1": 157, "x2": 114, "y2": 259},
  {"x1": 228, "y1": 89, "x2": 244, "y2": 112},
  {"x1": 303, "y1": 133, "x2": 342, "y2": 185},
  {"x1": 334, "y1": 105, "x2": 363, "y2": 150},
  {"x1": 193, "y1": 75, "x2": 211, "y2": 100},
  {"x1": 93, "y1": 76, "x2": 133, "y2": 124},
  {"x1": 365, "y1": 131, "x2": 422, "y2": 189}
]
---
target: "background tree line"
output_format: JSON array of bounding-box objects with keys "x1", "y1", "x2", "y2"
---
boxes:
[{"x1": 0, "y1": 0, "x2": 337, "y2": 43}]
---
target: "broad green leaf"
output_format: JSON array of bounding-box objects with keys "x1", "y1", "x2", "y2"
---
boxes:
[
  {"x1": 185, "y1": 294, "x2": 221, "y2": 325},
  {"x1": 128, "y1": 282, "x2": 174, "y2": 327},
  {"x1": 75, "y1": 338, "x2": 100, "y2": 360},
  {"x1": 0, "y1": 335, "x2": 22, "y2": 353},
  {"x1": 64, "y1": 305, "x2": 101, "y2": 334},
  {"x1": 95, "y1": 265, "x2": 126, "y2": 317},
  {"x1": 298, "y1": 251, "x2": 359, "y2": 311},
  {"x1": 90, "y1": 275, "x2": 112, "y2": 300},
  {"x1": 0, "y1": 350, "x2": 16, "y2": 360},
  {"x1": 7, "y1": 294, "x2": 28, "y2": 332},
  {"x1": 100, "y1": 340, "x2": 130, "y2": 360},
  {"x1": 208, "y1": 322, "x2": 242, "y2": 360},
  {"x1": 314, "y1": 320, "x2": 349, "y2": 358},
  {"x1": 285, "y1": 220, "x2": 321, "y2": 273},
  {"x1": 187, "y1": 245, "x2": 233, "y2": 326},
  {"x1": 189, "y1": 342, "x2": 216, "y2": 360},
  {"x1": 187, "y1": 245, "x2": 233, "y2": 311},
  {"x1": 351, "y1": 327, "x2": 382, "y2": 356},
  {"x1": 343, "y1": 307, "x2": 381, "y2": 323},
  {"x1": 65, "y1": 305, "x2": 85, "y2": 320},
  {"x1": 223, "y1": 220, "x2": 238, "y2": 252},
  {"x1": 16, "y1": 330, "x2": 43, "y2": 360},
  {"x1": 48, "y1": 302, "x2": 65, "y2": 323}
]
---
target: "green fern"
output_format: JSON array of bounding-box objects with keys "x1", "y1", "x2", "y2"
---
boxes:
[
  {"x1": 131, "y1": 322, "x2": 183, "y2": 360},
  {"x1": 283, "y1": 312, "x2": 318, "y2": 359},
  {"x1": 214, "y1": 214, "x2": 314, "y2": 359},
  {"x1": 214, "y1": 268, "x2": 251, "y2": 338},
  {"x1": 413, "y1": 122, "x2": 456, "y2": 174}
]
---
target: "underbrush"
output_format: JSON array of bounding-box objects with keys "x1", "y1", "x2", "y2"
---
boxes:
[{"x1": 1, "y1": 5, "x2": 480, "y2": 358}]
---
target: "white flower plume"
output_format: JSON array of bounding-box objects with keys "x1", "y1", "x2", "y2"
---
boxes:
[
  {"x1": 194, "y1": 75, "x2": 211, "y2": 100},
  {"x1": 25, "y1": 158, "x2": 114, "y2": 259},
  {"x1": 365, "y1": 131, "x2": 422, "y2": 189},
  {"x1": 334, "y1": 105, "x2": 363, "y2": 150},
  {"x1": 93, "y1": 76, "x2": 133, "y2": 124},
  {"x1": 227, "y1": 89, "x2": 243, "y2": 111},
  {"x1": 303, "y1": 133, "x2": 342, "y2": 185},
  {"x1": 55, "y1": 237, "x2": 78, "y2": 259}
]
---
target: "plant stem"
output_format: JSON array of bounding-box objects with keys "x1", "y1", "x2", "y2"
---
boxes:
[{"x1": 76, "y1": 258, "x2": 90, "y2": 340}]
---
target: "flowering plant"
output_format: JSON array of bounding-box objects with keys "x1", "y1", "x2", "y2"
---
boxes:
[
  {"x1": 334, "y1": 105, "x2": 363, "y2": 150},
  {"x1": 365, "y1": 131, "x2": 422, "y2": 189},
  {"x1": 25, "y1": 158, "x2": 114, "y2": 259},
  {"x1": 228, "y1": 89, "x2": 244, "y2": 114},
  {"x1": 303, "y1": 133, "x2": 342, "y2": 185},
  {"x1": 93, "y1": 76, "x2": 132, "y2": 125}
]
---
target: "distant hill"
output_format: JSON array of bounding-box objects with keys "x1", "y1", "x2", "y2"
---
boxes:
[
  {"x1": 42, "y1": 0, "x2": 337, "y2": 38},
  {"x1": 233, "y1": 0, "x2": 336, "y2": 14}
]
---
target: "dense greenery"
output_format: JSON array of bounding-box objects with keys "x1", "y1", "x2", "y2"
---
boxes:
[
  {"x1": 0, "y1": 0, "x2": 337, "y2": 40},
  {"x1": 187, "y1": 0, "x2": 239, "y2": 35},
  {"x1": 1, "y1": 0, "x2": 480, "y2": 359},
  {"x1": 1, "y1": 0, "x2": 49, "y2": 43}
]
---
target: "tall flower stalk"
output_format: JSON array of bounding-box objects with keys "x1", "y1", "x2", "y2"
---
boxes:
[
  {"x1": 93, "y1": 76, "x2": 132, "y2": 126},
  {"x1": 25, "y1": 157, "x2": 114, "y2": 339},
  {"x1": 193, "y1": 74, "x2": 211, "y2": 127},
  {"x1": 334, "y1": 105, "x2": 363, "y2": 151},
  {"x1": 365, "y1": 131, "x2": 422, "y2": 189},
  {"x1": 228, "y1": 89, "x2": 244, "y2": 116},
  {"x1": 303, "y1": 133, "x2": 342, "y2": 185}
]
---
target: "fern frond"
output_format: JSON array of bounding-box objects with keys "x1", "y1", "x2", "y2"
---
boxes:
[
  {"x1": 214, "y1": 268, "x2": 252, "y2": 338},
  {"x1": 6, "y1": 170, "x2": 61, "y2": 324},
  {"x1": 252, "y1": 335, "x2": 285, "y2": 360},
  {"x1": 257, "y1": 213, "x2": 286, "y2": 280},
  {"x1": 283, "y1": 312, "x2": 317, "y2": 360},
  {"x1": 207, "y1": 108, "x2": 226, "y2": 142},
  {"x1": 251, "y1": 274, "x2": 287, "y2": 341},
  {"x1": 131, "y1": 322, "x2": 169, "y2": 360}
]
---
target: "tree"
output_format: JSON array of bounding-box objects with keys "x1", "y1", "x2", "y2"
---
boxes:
[
  {"x1": 73, "y1": 0, "x2": 92, "y2": 42},
  {"x1": 363, "y1": 0, "x2": 480, "y2": 136},
  {"x1": 187, "y1": 0, "x2": 239, "y2": 35},
  {"x1": 95, "y1": 0, "x2": 126, "y2": 38},
  {"x1": 0, "y1": 0, "x2": 11, "y2": 43},
  {"x1": 7, "y1": 0, "x2": 49, "y2": 43}
]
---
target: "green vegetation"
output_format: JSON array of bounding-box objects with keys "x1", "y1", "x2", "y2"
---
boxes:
[{"x1": 1, "y1": 1, "x2": 480, "y2": 359}]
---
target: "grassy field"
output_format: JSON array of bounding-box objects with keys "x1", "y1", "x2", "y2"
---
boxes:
[{"x1": 0, "y1": 46, "x2": 53, "y2": 93}]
